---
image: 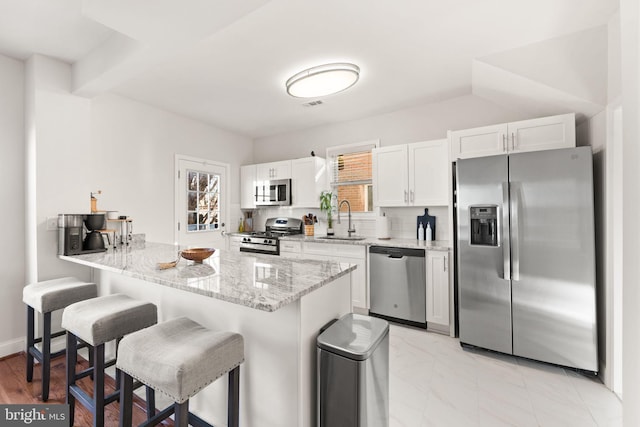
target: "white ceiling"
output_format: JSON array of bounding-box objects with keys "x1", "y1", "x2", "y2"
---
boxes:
[{"x1": 0, "y1": 0, "x2": 619, "y2": 138}]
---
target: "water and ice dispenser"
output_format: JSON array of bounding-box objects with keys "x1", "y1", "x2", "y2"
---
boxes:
[{"x1": 469, "y1": 205, "x2": 499, "y2": 247}]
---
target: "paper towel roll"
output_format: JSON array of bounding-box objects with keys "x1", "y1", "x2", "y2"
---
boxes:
[{"x1": 376, "y1": 215, "x2": 390, "y2": 239}]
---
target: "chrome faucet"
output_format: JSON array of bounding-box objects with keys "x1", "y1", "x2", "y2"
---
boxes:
[{"x1": 337, "y1": 200, "x2": 356, "y2": 237}]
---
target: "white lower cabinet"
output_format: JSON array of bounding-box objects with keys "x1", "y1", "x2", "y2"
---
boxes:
[
  {"x1": 295, "y1": 242, "x2": 368, "y2": 312},
  {"x1": 228, "y1": 235, "x2": 243, "y2": 252},
  {"x1": 426, "y1": 250, "x2": 450, "y2": 330},
  {"x1": 279, "y1": 240, "x2": 303, "y2": 259}
]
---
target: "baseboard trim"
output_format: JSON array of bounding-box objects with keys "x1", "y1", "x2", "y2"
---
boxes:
[{"x1": 0, "y1": 336, "x2": 25, "y2": 359}]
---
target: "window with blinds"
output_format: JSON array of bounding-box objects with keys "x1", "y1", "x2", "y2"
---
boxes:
[{"x1": 327, "y1": 140, "x2": 379, "y2": 213}]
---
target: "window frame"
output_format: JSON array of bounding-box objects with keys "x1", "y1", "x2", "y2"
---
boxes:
[
  {"x1": 325, "y1": 139, "x2": 379, "y2": 218},
  {"x1": 186, "y1": 169, "x2": 220, "y2": 232}
]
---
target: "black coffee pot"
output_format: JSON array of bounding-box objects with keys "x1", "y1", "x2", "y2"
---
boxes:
[
  {"x1": 83, "y1": 231, "x2": 105, "y2": 250},
  {"x1": 83, "y1": 214, "x2": 106, "y2": 251}
]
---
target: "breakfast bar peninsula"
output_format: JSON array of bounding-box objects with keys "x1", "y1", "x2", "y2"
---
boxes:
[{"x1": 60, "y1": 242, "x2": 354, "y2": 427}]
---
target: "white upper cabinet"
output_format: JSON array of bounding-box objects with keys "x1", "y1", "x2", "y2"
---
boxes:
[
  {"x1": 240, "y1": 164, "x2": 256, "y2": 210},
  {"x1": 256, "y1": 160, "x2": 292, "y2": 181},
  {"x1": 373, "y1": 138, "x2": 449, "y2": 207},
  {"x1": 372, "y1": 145, "x2": 409, "y2": 206},
  {"x1": 508, "y1": 114, "x2": 576, "y2": 154},
  {"x1": 409, "y1": 139, "x2": 449, "y2": 206},
  {"x1": 291, "y1": 156, "x2": 327, "y2": 208},
  {"x1": 449, "y1": 113, "x2": 575, "y2": 160}
]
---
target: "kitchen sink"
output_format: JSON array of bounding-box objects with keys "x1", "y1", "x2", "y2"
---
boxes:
[{"x1": 317, "y1": 235, "x2": 367, "y2": 241}]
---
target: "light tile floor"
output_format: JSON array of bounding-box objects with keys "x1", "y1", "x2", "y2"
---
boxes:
[{"x1": 388, "y1": 324, "x2": 622, "y2": 427}]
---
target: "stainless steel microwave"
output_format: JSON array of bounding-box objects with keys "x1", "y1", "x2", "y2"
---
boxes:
[{"x1": 255, "y1": 179, "x2": 292, "y2": 206}]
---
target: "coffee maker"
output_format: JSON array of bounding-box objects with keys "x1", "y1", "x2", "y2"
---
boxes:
[{"x1": 58, "y1": 213, "x2": 107, "y2": 255}]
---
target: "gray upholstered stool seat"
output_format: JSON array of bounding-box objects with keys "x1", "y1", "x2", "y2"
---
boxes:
[
  {"x1": 23, "y1": 276, "x2": 98, "y2": 313},
  {"x1": 63, "y1": 294, "x2": 158, "y2": 427},
  {"x1": 62, "y1": 293, "x2": 157, "y2": 346},
  {"x1": 22, "y1": 276, "x2": 97, "y2": 401},
  {"x1": 117, "y1": 317, "x2": 244, "y2": 427}
]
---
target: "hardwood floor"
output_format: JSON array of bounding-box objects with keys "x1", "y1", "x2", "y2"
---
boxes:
[{"x1": 0, "y1": 352, "x2": 173, "y2": 427}]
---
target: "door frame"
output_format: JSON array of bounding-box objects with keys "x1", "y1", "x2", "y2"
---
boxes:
[{"x1": 174, "y1": 154, "x2": 230, "y2": 246}]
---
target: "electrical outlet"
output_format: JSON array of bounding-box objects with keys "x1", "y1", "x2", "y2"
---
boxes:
[{"x1": 46, "y1": 217, "x2": 58, "y2": 231}]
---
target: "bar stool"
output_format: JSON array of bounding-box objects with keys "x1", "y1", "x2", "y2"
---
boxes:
[
  {"x1": 22, "y1": 276, "x2": 98, "y2": 401},
  {"x1": 117, "y1": 317, "x2": 244, "y2": 427},
  {"x1": 62, "y1": 293, "x2": 158, "y2": 427}
]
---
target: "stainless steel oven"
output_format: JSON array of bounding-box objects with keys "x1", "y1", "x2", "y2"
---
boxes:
[
  {"x1": 256, "y1": 179, "x2": 291, "y2": 206},
  {"x1": 239, "y1": 217, "x2": 303, "y2": 255}
]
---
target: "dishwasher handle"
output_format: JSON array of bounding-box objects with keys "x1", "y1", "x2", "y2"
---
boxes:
[{"x1": 369, "y1": 246, "x2": 425, "y2": 258}]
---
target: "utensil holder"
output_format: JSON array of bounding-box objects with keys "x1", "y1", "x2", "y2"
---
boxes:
[{"x1": 304, "y1": 225, "x2": 314, "y2": 236}]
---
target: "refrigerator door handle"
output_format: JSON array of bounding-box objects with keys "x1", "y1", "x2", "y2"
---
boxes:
[
  {"x1": 510, "y1": 182, "x2": 520, "y2": 281},
  {"x1": 502, "y1": 182, "x2": 511, "y2": 280}
]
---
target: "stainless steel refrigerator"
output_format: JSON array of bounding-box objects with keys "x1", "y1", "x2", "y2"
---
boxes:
[{"x1": 456, "y1": 146, "x2": 598, "y2": 372}]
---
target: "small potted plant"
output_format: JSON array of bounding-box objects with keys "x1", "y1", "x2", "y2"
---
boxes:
[{"x1": 319, "y1": 191, "x2": 335, "y2": 236}]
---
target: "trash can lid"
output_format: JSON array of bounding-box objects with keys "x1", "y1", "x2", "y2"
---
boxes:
[{"x1": 317, "y1": 313, "x2": 389, "y2": 361}]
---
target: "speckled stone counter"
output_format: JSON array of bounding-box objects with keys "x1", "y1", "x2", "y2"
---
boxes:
[
  {"x1": 59, "y1": 242, "x2": 355, "y2": 312},
  {"x1": 279, "y1": 234, "x2": 450, "y2": 251}
]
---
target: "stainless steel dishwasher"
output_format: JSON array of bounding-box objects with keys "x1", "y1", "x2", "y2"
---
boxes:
[{"x1": 369, "y1": 246, "x2": 426, "y2": 328}]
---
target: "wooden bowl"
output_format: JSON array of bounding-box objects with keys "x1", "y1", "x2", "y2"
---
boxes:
[{"x1": 181, "y1": 248, "x2": 215, "y2": 263}]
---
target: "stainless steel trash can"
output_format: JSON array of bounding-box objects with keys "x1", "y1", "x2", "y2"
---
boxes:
[{"x1": 317, "y1": 313, "x2": 389, "y2": 427}]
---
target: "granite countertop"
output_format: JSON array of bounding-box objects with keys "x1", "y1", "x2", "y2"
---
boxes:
[
  {"x1": 278, "y1": 234, "x2": 450, "y2": 251},
  {"x1": 59, "y1": 242, "x2": 355, "y2": 312}
]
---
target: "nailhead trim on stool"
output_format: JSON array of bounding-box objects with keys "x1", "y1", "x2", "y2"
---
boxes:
[
  {"x1": 117, "y1": 317, "x2": 244, "y2": 427},
  {"x1": 22, "y1": 277, "x2": 98, "y2": 401},
  {"x1": 62, "y1": 294, "x2": 158, "y2": 427}
]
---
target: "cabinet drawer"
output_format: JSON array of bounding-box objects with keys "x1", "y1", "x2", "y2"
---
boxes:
[
  {"x1": 280, "y1": 240, "x2": 302, "y2": 253},
  {"x1": 303, "y1": 242, "x2": 365, "y2": 259}
]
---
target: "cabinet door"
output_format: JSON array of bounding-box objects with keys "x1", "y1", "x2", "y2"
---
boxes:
[
  {"x1": 228, "y1": 236, "x2": 243, "y2": 252},
  {"x1": 280, "y1": 240, "x2": 303, "y2": 258},
  {"x1": 508, "y1": 113, "x2": 575, "y2": 154},
  {"x1": 372, "y1": 145, "x2": 409, "y2": 207},
  {"x1": 303, "y1": 242, "x2": 368, "y2": 311},
  {"x1": 256, "y1": 160, "x2": 292, "y2": 181},
  {"x1": 449, "y1": 123, "x2": 507, "y2": 160},
  {"x1": 240, "y1": 165, "x2": 256, "y2": 209},
  {"x1": 271, "y1": 160, "x2": 292, "y2": 179},
  {"x1": 409, "y1": 139, "x2": 449, "y2": 206},
  {"x1": 255, "y1": 163, "x2": 272, "y2": 181},
  {"x1": 426, "y1": 251, "x2": 449, "y2": 326},
  {"x1": 291, "y1": 157, "x2": 326, "y2": 208}
]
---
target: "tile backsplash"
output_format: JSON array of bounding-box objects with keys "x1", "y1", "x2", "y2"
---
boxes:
[{"x1": 248, "y1": 205, "x2": 450, "y2": 242}]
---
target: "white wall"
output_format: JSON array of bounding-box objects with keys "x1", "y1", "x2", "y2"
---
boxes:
[
  {"x1": 90, "y1": 93, "x2": 253, "y2": 244},
  {"x1": 0, "y1": 53, "x2": 25, "y2": 356},
  {"x1": 27, "y1": 56, "x2": 95, "y2": 284},
  {"x1": 252, "y1": 94, "x2": 529, "y2": 240},
  {"x1": 620, "y1": 0, "x2": 640, "y2": 425}
]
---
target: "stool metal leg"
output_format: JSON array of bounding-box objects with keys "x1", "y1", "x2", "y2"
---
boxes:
[
  {"x1": 119, "y1": 370, "x2": 134, "y2": 427},
  {"x1": 93, "y1": 344, "x2": 105, "y2": 427},
  {"x1": 26, "y1": 306, "x2": 35, "y2": 383},
  {"x1": 174, "y1": 401, "x2": 189, "y2": 427},
  {"x1": 145, "y1": 387, "x2": 156, "y2": 420},
  {"x1": 42, "y1": 312, "x2": 51, "y2": 401},
  {"x1": 66, "y1": 332, "x2": 78, "y2": 425},
  {"x1": 228, "y1": 366, "x2": 240, "y2": 427}
]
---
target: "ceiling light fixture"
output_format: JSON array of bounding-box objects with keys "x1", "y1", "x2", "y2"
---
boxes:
[{"x1": 286, "y1": 63, "x2": 360, "y2": 98}]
